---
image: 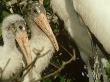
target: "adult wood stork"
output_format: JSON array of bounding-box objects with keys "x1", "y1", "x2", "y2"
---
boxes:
[
  {"x1": 0, "y1": 14, "x2": 30, "y2": 82},
  {"x1": 73, "y1": 0, "x2": 110, "y2": 54},
  {"x1": 22, "y1": 1, "x2": 59, "y2": 82},
  {"x1": 50, "y1": 0, "x2": 108, "y2": 82}
]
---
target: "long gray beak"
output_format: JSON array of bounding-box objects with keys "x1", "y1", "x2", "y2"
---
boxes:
[
  {"x1": 34, "y1": 13, "x2": 59, "y2": 51},
  {"x1": 16, "y1": 29, "x2": 32, "y2": 65}
]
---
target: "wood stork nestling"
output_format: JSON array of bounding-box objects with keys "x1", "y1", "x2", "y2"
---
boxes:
[
  {"x1": 0, "y1": 14, "x2": 30, "y2": 82},
  {"x1": 22, "y1": 1, "x2": 59, "y2": 82}
]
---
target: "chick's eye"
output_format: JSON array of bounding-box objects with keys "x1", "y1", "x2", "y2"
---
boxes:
[
  {"x1": 19, "y1": 26, "x2": 23, "y2": 29},
  {"x1": 33, "y1": 7, "x2": 41, "y2": 14},
  {"x1": 34, "y1": 9, "x2": 38, "y2": 13}
]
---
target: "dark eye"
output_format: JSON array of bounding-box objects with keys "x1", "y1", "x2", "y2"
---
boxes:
[
  {"x1": 19, "y1": 26, "x2": 23, "y2": 29},
  {"x1": 34, "y1": 9, "x2": 38, "y2": 13},
  {"x1": 34, "y1": 6, "x2": 41, "y2": 14}
]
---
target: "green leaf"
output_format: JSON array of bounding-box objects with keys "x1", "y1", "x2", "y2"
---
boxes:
[
  {"x1": 59, "y1": 76, "x2": 65, "y2": 82},
  {"x1": 2, "y1": 10, "x2": 10, "y2": 17},
  {"x1": 42, "y1": 78, "x2": 52, "y2": 82}
]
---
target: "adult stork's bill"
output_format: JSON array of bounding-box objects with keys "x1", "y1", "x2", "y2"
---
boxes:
[
  {"x1": 0, "y1": 14, "x2": 30, "y2": 82},
  {"x1": 22, "y1": 1, "x2": 59, "y2": 82},
  {"x1": 73, "y1": 0, "x2": 110, "y2": 54}
]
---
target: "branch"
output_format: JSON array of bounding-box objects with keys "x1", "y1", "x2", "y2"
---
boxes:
[
  {"x1": 21, "y1": 48, "x2": 50, "y2": 81},
  {"x1": 59, "y1": 43, "x2": 73, "y2": 57},
  {"x1": 0, "y1": 59, "x2": 11, "y2": 79},
  {"x1": 31, "y1": 50, "x2": 76, "y2": 82}
]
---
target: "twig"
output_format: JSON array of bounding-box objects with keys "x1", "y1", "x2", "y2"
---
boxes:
[
  {"x1": 21, "y1": 49, "x2": 50, "y2": 81},
  {"x1": 50, "y1": 62, "x2": 60, "y2": 69},
  {"x1": 31, "y1": 50, "x2": 76, "y2": 82},
  {"x1": 59, "y1": 43, "x2": 73, "y2": 57},
  {"x1": 50, "y1": 47, "x2": 76, "y2": 69},
  {"x1": 1, "y1": 59, "x2": 11, "y2": 79},
  {"x1": 21, "y1": 54, "x2": 38, "y2": 80}
]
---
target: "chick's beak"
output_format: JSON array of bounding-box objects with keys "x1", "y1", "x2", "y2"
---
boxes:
[
  {"x1": 34, "y1": 13, "x2": 59, "y2": 51},
  {"x1": 16, "y1": 29, "x2": 32, "y2": 65}
]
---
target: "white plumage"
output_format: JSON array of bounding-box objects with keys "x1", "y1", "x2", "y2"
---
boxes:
[
  {"x1": 73, "y1": 0, "x2": 110, "y2": 54},
  {"x1": 0, "y1": 14, "x2": 26, "y2": 82},
  {"x1": 22, "y1": 1, "x2": 58, "y2": 82},
  {"x1": 50, "y1": 0, "x2": 109, "y2": 82}
]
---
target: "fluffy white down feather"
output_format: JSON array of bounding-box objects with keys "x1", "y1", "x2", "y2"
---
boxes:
[{"x1": 0, "y1": 14, "x2": 24, "y2": 81}]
